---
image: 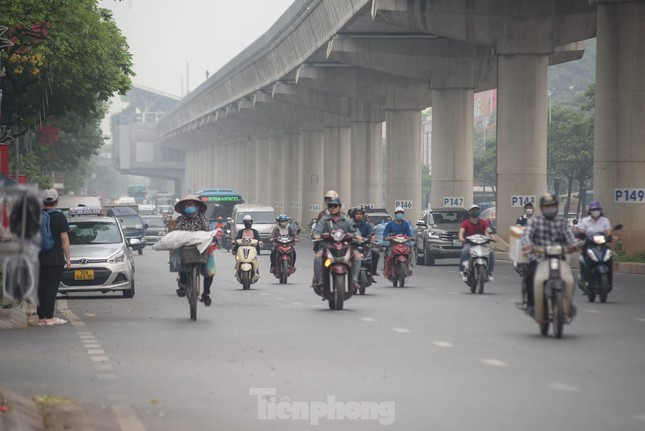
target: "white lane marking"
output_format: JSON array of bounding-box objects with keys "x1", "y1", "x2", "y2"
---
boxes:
[
  {"x1": 275, "y1": 297, "x2": 285, "y2": 300},
  {"x1": 361, "y1": 317, "x2": 377, "y2": 322},
  {"x1": 392, "y1": 328, "x2": 411, "y2": 334},
  {"x1": 433, "y1": 341, "x2": 455, "y2": 348},
  {"x1": 425, "y1": 287, "x2": 435, "y2": 290},
  {"x1": 94, "y1": 364, "x2": 113, "y2": 371},
  {"x1": 112, "y1": 405, "x2": 146, "y2": 431},
  {"x1": 582, "y1": 309, "x2": 602, "y2": 314},
  {"x1": 90, "y1": 355, "x2": 109, "y2": 363},
  {"x1": 87, "y1": 349, "x2": 106, "y2": 355},
  {"x1": 97, "y1": 373, "x2": 117, "y2": 381},
  {"x1": 635, "y1": 318, "x2": 645, "y2": 323},
  {"x1": 84, "y1": 344, "x2": 101, "y2": 349},
  {"x1": 547, "y1": 383, "x2": 580, "y2": 392},
  {"x1": 449, "y1": 291, "x2": 459, "y2": 295},
  {"x1": 77, "y1": 331, "x2": 93, "y2": 335},
  {"x1": 291, "y1": 302, "x2": 302, "y2": 306},
  {"x1": 80, "y1": 335, "x2": 96, "y2": 339},
  {"x1": 82, "y1": 339, "x2": 98, "y2": 344},
  {"x1": 481, "y1": 358, "x2": 509, "y2": 367},
  {"x1": 260, "y1": 293, "x2": 269, "y2": 296},
  {"x1": 476, "y1": 295, "x2": 488, "y2": 299},
  {"x1": 634, "y1": 414, "x2": 645, "y2": 422}
]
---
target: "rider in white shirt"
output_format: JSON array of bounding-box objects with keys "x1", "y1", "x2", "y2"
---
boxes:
[{"x1": 577, "y1": 200, "x2": 612, "y2": 236}]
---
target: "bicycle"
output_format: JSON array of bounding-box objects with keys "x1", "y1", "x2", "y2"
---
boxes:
[{"x1": 179, "y1": 246, "x2": 208, "y2": 321}]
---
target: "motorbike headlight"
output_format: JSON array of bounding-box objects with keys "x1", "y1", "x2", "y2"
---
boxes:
[
  {"x1": 604, "y1": 249, "x2": 612, "y2": 261},
  {"x1": 586, "y1": 248, "x2": 599, "y2": 262},
  {"x1": 324, "y1": 258, "x2": 332, "y2": 268},
  {"x1": 108, "y1": 251, "x2": 125, "y2": 264},
  {"x1": 332, "y1": 231, "x2": 345, "y2": 242}
]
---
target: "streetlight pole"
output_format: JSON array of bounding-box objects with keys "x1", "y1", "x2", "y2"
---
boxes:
[{"x1": 547, "y1": 89, "x2": 552, "y2": 125}]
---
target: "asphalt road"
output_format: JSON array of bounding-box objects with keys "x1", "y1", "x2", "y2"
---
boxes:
[{"x1": 2, "y1": 242, "x2": 645, "y2": 430}]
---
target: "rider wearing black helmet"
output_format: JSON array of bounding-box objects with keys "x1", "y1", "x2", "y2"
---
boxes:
[
  {"x1": 269, "y1": 214, "x2": 299, "y2": 273},
  {"x1": 352, "y1": 206, "x2": 380, "y2": 279},
  {"x1": 521, "y1": 193, "x2": 578, "y2": 314}
]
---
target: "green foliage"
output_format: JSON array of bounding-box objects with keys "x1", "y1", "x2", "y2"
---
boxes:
[
  {"x1": 474, "y1": 135, "x2": 497, "y2": 192},
  {"x1": 18, "y1": 152, "x2": 52, "y2": 188},
  {"x1": 613, "y1": 241, "x2": 645, "y2": 263}
]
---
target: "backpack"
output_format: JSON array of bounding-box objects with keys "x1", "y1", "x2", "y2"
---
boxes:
[{"x1": 40, "y1": 209, "x2": 55, "y2": 251}]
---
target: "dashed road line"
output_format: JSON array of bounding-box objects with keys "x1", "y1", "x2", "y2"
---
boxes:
[
  {"x1": 392, "y1": 328, "x2": 411, "y2": 334},
  {"x1": 432, "y1": 341, "x2": 455, "y2": 348},
  {"x1": 582, "y1": 309, "x2": 602, "y2": 314},
  {"x1": 291, "y1": 302, "x2": 302, "y2": 306},
  {"x1": 635, "y1": 318, "x2": 645, "y2": 323},
  {"x1": 481, "y1": 358, "x2": 509, "y2": 367},
  {"x1": 275, "y1": 297, "x2": 285, "y2": 300},
  {"x1": 634, "y1": 414, "x2": 645, "y2": 422},
  {"x1": 547, "y1": 383, "x2": 579, "y2": 392},
  {"x1": 361, "y1": 317, "x2": 377, "y2": 322}
]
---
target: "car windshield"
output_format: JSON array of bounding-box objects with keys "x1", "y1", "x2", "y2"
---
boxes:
[
  {"x1": 430, "y1": 210, "x2": 469, "y2": 225},
  {"x1": 236, "y1": 211, "x2": 275, "y2": 224},
  {"x1": 143, "y1": 216, "x2": 164, "y2": 228},
  {"x1": 68, "y1": 221, "x2": 122, "y2": 245},
  {"x1": 119, "y1": 215, "x2": 144, "y2": 230}
]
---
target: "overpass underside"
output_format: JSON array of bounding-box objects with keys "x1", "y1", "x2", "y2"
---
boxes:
[{"x1": 157, "y1": 0, "x2": 645, "y2": 253}]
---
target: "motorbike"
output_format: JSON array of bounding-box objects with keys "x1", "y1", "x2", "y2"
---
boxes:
[
  {"x1": 385, "y1": 235, "x2": 413, "y2": 288},
  {"x1": 316, "y1": 229, "x2": 356, "y2": 310},
  {"x1": 525, "y1": 245, "x2": 577, "y2": 339},
  {"x1": 577, "y1": 224, "x2": 622, "y2": 303},
  {"x1": 272, "y1": 235, "x2": 296, "y2": 284},
  {"x1": 355, "y1": 238, "x2": 374, "y2": 295},
  {"x1": 234, "y1": 237, "x2": 260, "y2": 290},
  {"x1": 222, "y1": 228, "x2": 232, "y2": 252},
  {"x1": 463, "y1": 234, "x2": 493, "y2": 294}
]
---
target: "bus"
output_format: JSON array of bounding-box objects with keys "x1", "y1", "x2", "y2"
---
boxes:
[
  {"x1": 196, "y1": 188, "x2": 244, "y2": 228},
  {"x1": 127, "y1": 186, "x2": 147, "y2": 204}
]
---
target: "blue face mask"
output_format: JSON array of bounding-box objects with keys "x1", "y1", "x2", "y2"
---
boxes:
[
  {"x1": 184, "y1": 206, "x2": 197, "y2": 215},
  {"x1": 395, "y1": 213, "x2": 404, "y2": 220}
]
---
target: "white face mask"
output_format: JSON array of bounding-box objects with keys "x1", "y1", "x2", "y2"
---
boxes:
[
  {"x1": 591, "y1": 210, "x2": 602, "y2": 219},
  {"x1": 525, "y1": 208, "x2": 534, "y2": 216}
]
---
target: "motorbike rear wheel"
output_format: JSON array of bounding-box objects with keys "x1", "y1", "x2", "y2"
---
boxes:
[
  {"x1": 332, "y1": 273, "x2": 345, "y2": 310},
  {"x1": 280, "y1": 260, "x2": 289, "y2": 284},
  {"x1": 398, "y1": 261, "x2": 406, "y2": 288},
  {"x1": 241, "y1": 271, "x2": 251, "y2": 290},
  {"x1": 587, "y1": 275, "x2": 597, "y2": 302},
  {"x1": 476, "y1": 265, "x2": 486, "y2": 294},
  {"x1": 188, "y1": 266, "x2": 199, "y2": 321},
  {"x1": 599, "y1": 274, "x2": 609, "y2": 303},
  {"x1": 469, "y1": 270, "x2": 477, "y2": 294},
  {"x1": 359, "y1": 271, "x2": 367, "y2": 295},
  {"x1": 553, "y1": 290, "x2": 565, "y2": 339}
]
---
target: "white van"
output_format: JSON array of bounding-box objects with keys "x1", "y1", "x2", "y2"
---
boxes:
[{"x1": 231, "y1": 204, "x2": 276, "y2": 251}]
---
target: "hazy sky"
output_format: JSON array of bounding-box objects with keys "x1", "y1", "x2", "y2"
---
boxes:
[{"x1": 98, "y1": 0, "x2": 295, "y2": 97}]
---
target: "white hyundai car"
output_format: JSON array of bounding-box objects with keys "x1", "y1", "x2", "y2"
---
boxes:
[{"x1": 59, "y1": 208, "x2": 139, "y2": 298}]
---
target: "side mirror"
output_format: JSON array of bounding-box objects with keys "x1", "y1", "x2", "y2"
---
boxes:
[
  {"x1": 144, "y1": 224, "x2": 149, "y2": 230},
  {"x1": 416, "y1": 220, "x2": 427, "y2": 227},
  {"x1": 128, "y1": 238, "x2": 142, "y2": 247},
  {"x1": 572, "y1": 219, "x2": 579, "y2": 225},
  {"x1": 613, "y1": 224, "x2": 623, "y2": 231}
]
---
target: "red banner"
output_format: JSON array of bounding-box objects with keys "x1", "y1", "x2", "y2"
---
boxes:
[{"x1": 0, "y1": 144, "x2": 8, "y2": 175}]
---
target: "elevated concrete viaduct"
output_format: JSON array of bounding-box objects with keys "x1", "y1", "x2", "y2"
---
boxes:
[{"x1": 155, "y1": 0, "x2": 645, "y2": 252}]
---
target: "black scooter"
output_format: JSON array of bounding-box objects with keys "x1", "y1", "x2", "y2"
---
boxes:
[{"x1": 577, "y1": 224, "x2": 622, "y2": 303}]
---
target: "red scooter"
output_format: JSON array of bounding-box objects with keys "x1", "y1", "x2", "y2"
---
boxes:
[
  {"x1": 272, "y1": 235, "x2": 296, "y2": 284},
  {"x1": 384, "y1": 235, "x2": 413, "y2": 287},
  {"x1": 317, "y1": 229, "x2": 356, "y2": 310}
]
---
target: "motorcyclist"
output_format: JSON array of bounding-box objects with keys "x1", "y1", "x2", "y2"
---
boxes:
[
  {"x1": 312, "y1": 198, "x2": 362, "y2": 291},
  {"x1": 270, "y1": 214, "x2": 299, "y2": 273},
  {"x1": 315, "y1": 190, "x2": 340, "y2": 223},
  {"x1": 214, "y1": 216, "x2": 225, "y2": 230},
  {"x1": 516, "y1": 202, "x2": 535, "y2": 227},
  {"x1": 382, "y1": 207, "x2": 413, "y2": 279},
  {"x1": 458, "y1": 204, "x2": 496, "y2": 282},
  {"x1": 173, "y1": 195, "x2": 215, "y2": 306},
  {"x1": 521, "y1": 193, "x2": 578, "y2": 315},
  {"x1": 576, "y1": 200, "x2": 614, "y2": 289},
  {"x1": 352, "y1": 206, "x2": 380, "y2": 279},
  {"x1": 233, "y1": 215, "x2": 263, "y2": 254}
]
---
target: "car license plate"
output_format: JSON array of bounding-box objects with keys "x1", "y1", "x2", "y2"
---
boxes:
[
  {"x1": 453, "y1": 239, "x2": 462, "y2": 247},
  {"x1": 74, "y1": 269, "x2": 94, "y2": 280}
]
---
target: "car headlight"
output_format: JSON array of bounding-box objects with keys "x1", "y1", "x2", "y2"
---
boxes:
[
  {"x1": 108, "y1": 251, "x2": 126, "y2": 264},
  {"x1": 427, "y1": 231, "x2": 440, "y2": 239}
]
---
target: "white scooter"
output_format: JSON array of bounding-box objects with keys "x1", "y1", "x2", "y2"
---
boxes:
[{"x1": 235, "y1": 237, "x2": 261, "y2": 290}]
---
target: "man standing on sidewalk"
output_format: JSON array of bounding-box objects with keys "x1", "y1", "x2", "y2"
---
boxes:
[{"x1": 37, "y1": 189, "x2": 71, "y2": 326}]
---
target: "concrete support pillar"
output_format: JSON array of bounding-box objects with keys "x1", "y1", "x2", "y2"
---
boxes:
[
  {"x1": 286, "y1": 132, "x2": 304, "y2": 223},
  {"x1": 256, "y1": 137, "x2": 271, "y2": 205},
  {"x1": 324, "y1": 127, "x2": 352, "y2": 204},
  {"x1": 385, "y1": 110, "x2": 422, "y2": 218},
  {"x1": 269, "y1": 135, "x2": 288, "y2": 212},
  {"x1": 350, "y1": 122, "x2": 383, "y2": 207},
  {"x1": 301, "y1": 129, "x2": 325, "y2": 225},
  {"x1": 246, "y1": 140, "x2": 258, "y2": 204},
  {"x1": 497, "y1": 54, "x2": 548, "y2": 238},
  {"x1": 594, "y1": 0, "x2": 645, "y2": 253},
  {"x1": 236, "y1": 143, "x2": 247, "y2": 196},
  {"x1": 431, "y1": 88, "x2": 475, "y2": 209}
]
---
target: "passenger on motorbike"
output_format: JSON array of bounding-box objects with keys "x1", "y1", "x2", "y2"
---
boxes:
[
  {"x1": 214, "y1": 216, "x2": 225, "y2": 229},
  {"x1": 459, "y1": 204, "x2": 496, "y2": 282},
  {"x1": 577, "y1": 200, "x2": 614, "y2": 287},
  {"x1": 516, "y1": 202, "x2": 535, "y2": 227},
  {"x1": 521, "y1": 193, "x2": 578, "y2": 315},
  {"x1": 270, "y1": 214, "x2": 299, "y2": 273},
  {"x1": 315, "y1": 190, "x2": 339, "y2": 223},
  {"x1": 352, "y1": 206, "x2": 380, "y2": 279},
  {"x1": 382, "y1": 207, "x2": 413, "y2": 278},
  {"x1": 312, "y1": 198, "x2": 362, "y2": 290},
  {"x1": 174, "y1": 196, "x2": 215, "y2": 306},
  {"x1": 233, "y1": 215, "x2": 262, "y2": 254}
]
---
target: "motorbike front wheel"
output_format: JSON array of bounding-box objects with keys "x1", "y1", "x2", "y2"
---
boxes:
[
  {"x1": 359, "y1": 271, "x2": 368, "y2": 295},
  {"x1": 188, "y1": 266, "x2": 199, "y2": 321},
  {"x1": 476, "y1": 265, "x2": 486, "y2": 294},
  {"x1": 599, "y1": 274, "x2": 609, "y2": 303},
  {"x1": 398, "y1": 261, "x2": 406, "y2": 288},
  {"x1": 331, "y1": 273, "x2": 345, "y2": 310},
  {"x1": 241, "y1": 271, "x2": 251, "y2": 290},
  {"x1": 553, "y1": 289, "x2": 565, "y2": 339},
  {"x1": 280, "y1": 260, "x2": 289, "y2": 284}
]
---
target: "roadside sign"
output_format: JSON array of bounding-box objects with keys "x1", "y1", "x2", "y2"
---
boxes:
[
  {"x1": 442, "y1": 197, "x2": 464, "y2": 207},
  {"x1": 614, "y1": 189, "x2": 645, "y2": 203},
  {"x1": 511, "y1": 195, "x2": 536, "y2": 207}
]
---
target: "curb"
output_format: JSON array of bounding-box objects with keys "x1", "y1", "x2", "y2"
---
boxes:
[
  {"x1": 0, "y1": 388, "x2": 45, "y2": 431},
  {"x1": 0, "y1": 308, "x2": 29, "y2": 331}
]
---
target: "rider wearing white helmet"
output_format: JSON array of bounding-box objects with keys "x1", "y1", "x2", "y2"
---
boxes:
[{"x1": 233, "y1": 214, "x2": 262, "y2": 254}]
